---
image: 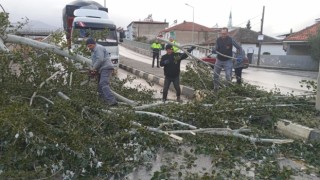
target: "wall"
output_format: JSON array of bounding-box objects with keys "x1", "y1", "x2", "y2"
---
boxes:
[
  {"x1": 127, "y1": 22, "x2": 168, "y2": 41},
  {"x1": 251, "y1": 54, "x2": 318, "y2": 71},
  {"x1": 242, "y1": 44, "x2": 286, "y2": 56},
  {"x1": 165, "y1": 31, "x2": 216, "y2": 45},
  {"x1": 122, "y1": 39, "x2": 152, "y2": 57},
  {"x1": 286, "y1": 44, "x2": 311, "y2": 55}
]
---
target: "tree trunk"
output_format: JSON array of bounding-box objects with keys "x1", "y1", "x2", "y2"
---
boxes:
[{"x1": 2, "y1": 34, "x2": 92, "y2": 65}]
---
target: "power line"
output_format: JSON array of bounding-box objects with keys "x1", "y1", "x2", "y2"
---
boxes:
[{"x1": 234, "y1": 14, "x2": 260, "y2": 28}]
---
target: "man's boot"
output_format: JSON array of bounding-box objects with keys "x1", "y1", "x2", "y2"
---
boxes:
[{"x1": 177, "y1": 96, "x2": 181, "y2": 102}]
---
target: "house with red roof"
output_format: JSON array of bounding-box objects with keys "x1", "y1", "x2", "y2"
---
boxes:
[
  {"x1": 159, "y1": 21, "x2": 219, "y2": 45},
  {"x1": 283, "y1": 21, "x2": 320, "y2": 55},
  {"x1": 201, "y1": 27, "x2": 285, "y2": 56},
  {"x1": 229, "y1": 28, "x2": 285, "y2": 56}
]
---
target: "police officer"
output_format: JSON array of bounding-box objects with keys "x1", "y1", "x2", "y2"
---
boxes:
[{"x1": 150, "y1": 39, "x2": 162, "y2": 68}]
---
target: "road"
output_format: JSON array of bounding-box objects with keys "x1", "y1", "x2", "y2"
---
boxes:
[
  {"x1": 242, "y1": 67, "x2": 318, "y2": 95},
  {"x1": 119, "y1": 45, "x2": 318, "y2": 96},
  {"x1": 117, "y1": 68, "x2": 187, "y2": 101}
]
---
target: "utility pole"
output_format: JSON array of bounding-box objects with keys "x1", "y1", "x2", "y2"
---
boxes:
[
  {"x1": 257, "y1": 6, "x2": 265, "y2": 66},
  {"x1": 104, "y1": 0, "x2": 106, "y2": 7},
  {"x1": 185, "y1": 3, "x2": 194, "y2": 44}
]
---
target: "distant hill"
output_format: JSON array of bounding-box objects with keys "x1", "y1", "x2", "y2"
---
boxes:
[
  {"x1": 12, "y1": 20, "x2": 60, "y2": 30},
  {"x1": 25, "y1": 20, "x2": 59, "y2": 30}
]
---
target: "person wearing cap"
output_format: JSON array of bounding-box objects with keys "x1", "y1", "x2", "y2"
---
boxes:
[
  {"x1": 86, "y1": 38, "x2": 118, "y2": 106},
  {"x1": 160, "y1": 44, "x2": 195, "y2": 102}
]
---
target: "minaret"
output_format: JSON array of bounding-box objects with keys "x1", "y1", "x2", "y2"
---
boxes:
[{"x1": 228, "y1": 11, "x2": 232, "y2": 29}]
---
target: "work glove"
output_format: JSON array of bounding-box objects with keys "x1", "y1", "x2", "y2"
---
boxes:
[{"x1": 236, "y1": 57, "x2": 243, "y2": 63}]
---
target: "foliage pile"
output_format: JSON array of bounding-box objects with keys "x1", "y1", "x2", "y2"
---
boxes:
[{"x1": 181, "y1": 62, "x2": 320, "y2": 129}]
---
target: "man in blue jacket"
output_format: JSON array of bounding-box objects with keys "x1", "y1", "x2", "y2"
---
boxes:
[
  {"x1": 160, "y1": 44, "x2": 195, "y2": 102},
  {"x1": 234, "y1": 49, "x2": 246, "y2": 85},
  {"x1": 86, "y1": 38, "x2": 118, "y2": 106}
]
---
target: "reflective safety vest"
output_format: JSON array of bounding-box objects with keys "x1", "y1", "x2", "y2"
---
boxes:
[
  {"x1": 151, "y1": 42, "x2": 162, "y2": 53},
  {"x1": 171, "y1": 40, "x2": 179, "y2": 53}
]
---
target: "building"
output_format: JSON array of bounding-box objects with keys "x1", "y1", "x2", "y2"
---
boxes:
[
  {"x1": 283, "y1": 20, "x2": 320, "y2": 55},
  {"x1": 229, "y1": 28, "x2": 285, "y2": 55},
  {"x1": 159, "y1": 21, "x2": 218, "y2": 45},
  {"x1": 126, "y1": 21, "x2": 169, "y2": 41},
  {"x1": 201, "y1": 28, "x2": 285, "y2": 55}
]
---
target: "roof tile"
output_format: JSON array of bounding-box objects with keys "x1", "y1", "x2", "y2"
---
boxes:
[
  {"x1": 284, "y1": 22, "x2": 320, "y2": 41},
  {"x1": 161, "y1": 21, "x2": 215, "y2": 32}
]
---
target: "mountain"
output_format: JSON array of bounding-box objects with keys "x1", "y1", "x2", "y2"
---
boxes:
[{"x1": 17, "y1": 20, "x2": 60, "y2": 30}]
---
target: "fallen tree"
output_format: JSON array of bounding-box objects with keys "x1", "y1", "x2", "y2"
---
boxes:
[{"x1": 1, "y1": 11, "x2": 320, "y2": 179}]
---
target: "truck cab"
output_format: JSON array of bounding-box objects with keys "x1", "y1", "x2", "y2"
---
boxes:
[
  {"x1": 71, "y1": 10, "x2": 119, "y2": 67},
  {"x1": 62, "y1": 0, "x2": 122, "y2": 69}
]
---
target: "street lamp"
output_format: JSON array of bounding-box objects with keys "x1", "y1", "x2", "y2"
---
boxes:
[{"x1": 185, "y1": 3, "x2": 194, "y2": 44}]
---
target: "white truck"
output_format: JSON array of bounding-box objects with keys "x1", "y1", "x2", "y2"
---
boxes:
[{"x1": 62, "y1": 0, "x2": 124, "y2": 68}]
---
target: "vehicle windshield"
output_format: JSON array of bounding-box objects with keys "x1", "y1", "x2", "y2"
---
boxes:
[{"x1": 72, "y1": 22, "x2": 118, "y2": 46}]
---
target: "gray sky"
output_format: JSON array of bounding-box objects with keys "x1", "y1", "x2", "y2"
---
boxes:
[{"x1": 1, "y1": 0, "x2": 319, "y2": 37}]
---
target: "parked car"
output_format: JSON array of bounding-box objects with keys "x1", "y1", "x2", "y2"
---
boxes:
[{"x1": 200, "y1": 54, "x2": 249, "y2": 69}]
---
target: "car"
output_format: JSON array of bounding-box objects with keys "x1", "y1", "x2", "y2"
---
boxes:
[{"x1": 200, "y1": 54, "x2": 249, "y2": 69}]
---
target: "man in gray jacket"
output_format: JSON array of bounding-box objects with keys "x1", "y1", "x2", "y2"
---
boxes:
[{"x1": 86, "y1": 38, "x2": 117, "y2": 106}]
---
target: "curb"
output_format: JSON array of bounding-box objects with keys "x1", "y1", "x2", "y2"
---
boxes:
[
  {"x1": 119, "y1": 63, "x2": 195, "y2": 99},
  {"x1": 119, "y1": 64, "x2": 320, "y2": 142},
  {"x1": 276, "y1": 119, "x2": 320, "y2": 142},
  {"x1": 249, "y1": 64, "x2": 318, "y2": 72}
]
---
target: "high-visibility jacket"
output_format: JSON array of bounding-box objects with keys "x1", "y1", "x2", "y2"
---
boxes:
[
  {"x1": 151, "y1": 42, "x2": 162, "y2": 54},
  {"x1": 171, "y1": 40, "x2": 179, "y2": 53}
]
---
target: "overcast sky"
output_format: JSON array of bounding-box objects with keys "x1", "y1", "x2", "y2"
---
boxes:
[{"x1": 1, "y1": 0, "x2": 319, "y2": 37}]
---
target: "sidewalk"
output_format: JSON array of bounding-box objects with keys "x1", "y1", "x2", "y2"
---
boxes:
[{"x1": 118, "y1": 53, "x2": 320, "y2": 143}]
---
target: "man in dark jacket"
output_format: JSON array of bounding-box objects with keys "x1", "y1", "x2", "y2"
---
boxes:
[
  {"x1": 212, "y1": 27, "x2": 242, "y2": 91},
  {"x1": 86, "y1": 38, "x2": 118, "y2": 106},
  {"x1": 160, "y1": 44, "x2": 195, "y2": 102}
]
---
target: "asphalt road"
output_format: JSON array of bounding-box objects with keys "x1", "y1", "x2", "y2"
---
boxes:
[{"x1": 242, "y1": 67, "x2": 317, "y2": 95}]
